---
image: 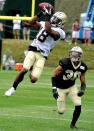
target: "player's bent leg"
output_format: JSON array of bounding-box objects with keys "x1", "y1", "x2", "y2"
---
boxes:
[
  {"x1": 69, "y1": 85, "x2": 81, "y2": 128},
  {"x1": 29, "y1": 75, "x2": 38, "y2": 83},
  {"x1": 28, "y1": 67, "x2": 38, "y2": 83},
  {"x1": 29, "y1": 66, "x2": 43, "y2": 83},
  {"x1": 57, "y1": 100, "x2": 66, "y2": 114},
  {"x1": 5, "y1": 68, "x2": 28, "y2": 96},
  {"x1": 13, "y1": 68, "x2": 28, "y2": 89},
  {"x1": 70, "y1": 105, "x2": 81, "y2": 129},
  {"x1": 70, "y1": 97, "x2": 81, "y2": 129},
  {"x1": 6, "y1": 51, "x2": 36, "y2": 97},
  {"x1": 29, "y1": 54, "x2": 46, "y2": 83},
  {"x1": 57, "y1": 88, "x2": 66, "y2": 114}
]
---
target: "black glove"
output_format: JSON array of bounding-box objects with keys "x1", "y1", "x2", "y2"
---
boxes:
[
  {"x1": 78, "y1": 83, "x2": 86, "y2": 97},
  {"x1": 77, "y1": 90, "x2": 84, "y2": 97},
  {"x1": 52, "y1": 88, "x2": 58, "y2": 99}
]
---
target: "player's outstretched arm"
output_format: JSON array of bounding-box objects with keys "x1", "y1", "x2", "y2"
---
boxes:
[
  {"x1": 51, "y1": 65, "x2": 63, "y2": 99},
  {"x1": 29, "y1": 14, "x2": 42, "y2": 30},
  {"x1": 30, "y1": 2, "x2": 54, "y2": 30}
]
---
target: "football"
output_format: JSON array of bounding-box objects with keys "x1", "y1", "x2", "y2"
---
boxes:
[{"x1": 39, "y1": 2, "x2": 54, "y2": 15}]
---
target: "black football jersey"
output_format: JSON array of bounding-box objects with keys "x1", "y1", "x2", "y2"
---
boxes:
[{"x1": 55, "y1": 58, "x2": 88, "y2": 89}]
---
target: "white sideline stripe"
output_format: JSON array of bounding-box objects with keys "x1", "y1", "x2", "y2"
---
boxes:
[{"x1": 0, "y1": 113, "x2": 93, "y2": 124}]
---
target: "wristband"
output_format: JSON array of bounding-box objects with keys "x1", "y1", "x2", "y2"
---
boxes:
[{"x1": 51, "y1": 77, "x2": 57, "y2": 87}]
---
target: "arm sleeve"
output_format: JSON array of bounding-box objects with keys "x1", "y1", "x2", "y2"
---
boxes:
[
  {"x1": 81, "y1": 63, "x2": 88, "y2": 74},
  {"x1": 51, "y1": 77, "x2": 57, "y2": 88},
  {"x1": 56, "y1": 28, "x2": 66, "y2": 39},
  {"x1": 60, "y1": 30, "x2": 66, "y2": 39}
]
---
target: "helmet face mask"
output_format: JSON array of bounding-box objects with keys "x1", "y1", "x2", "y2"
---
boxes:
[
  {"x1": 50, "y1": 11, "x2": 67, "y2": 27},
  {"x1": 69, "y1": 46, "x2": 83, "y2": 69},
  {"x1": 70, "y1": 51, "x2": 82, "y2": 62}
]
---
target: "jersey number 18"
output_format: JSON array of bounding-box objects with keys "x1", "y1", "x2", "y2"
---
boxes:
[{"x1": 38, "y1": 30, "x2": 48, "y2": 42}]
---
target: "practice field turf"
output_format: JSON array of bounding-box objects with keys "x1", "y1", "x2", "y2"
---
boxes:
[{"x1": 0, "y1": 68, "x2": 94, "y2": 131}]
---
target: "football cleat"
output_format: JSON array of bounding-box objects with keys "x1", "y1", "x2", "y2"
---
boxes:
[
  {"x1": 5, "y1": 87, "x2": 15, "y2": 96},
  {"x1": 70, "y1": 124, "x2": 78, "y2": 129}
]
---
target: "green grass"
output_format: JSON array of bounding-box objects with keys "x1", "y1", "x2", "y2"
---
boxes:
[{"x1": 0, "y1": 68, "x2": 94, "y2": 131}]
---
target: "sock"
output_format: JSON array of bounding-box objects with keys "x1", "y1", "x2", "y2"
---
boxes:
[
  {"x1": 71, "y1": 105, "x2": 81, "y2": 126},
  {"x1": 13, "y1": 71, "x2": 27, "y2": 90}
]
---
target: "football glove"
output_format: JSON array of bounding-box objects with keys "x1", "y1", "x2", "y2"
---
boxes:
[
  {"x1": 77, "y1": 90, "x2": 84, "y2": 97},
  {"x1": 78, "y1": 83, "x2": 86, "y2": 97},
  {"x1": 52, "y1": 88, "x2": 58, "y2": 100}
]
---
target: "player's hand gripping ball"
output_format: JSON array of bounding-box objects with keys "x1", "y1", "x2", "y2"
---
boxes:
[{"x1": 39, "y1": 2, "x2": 54, "y2": 16}]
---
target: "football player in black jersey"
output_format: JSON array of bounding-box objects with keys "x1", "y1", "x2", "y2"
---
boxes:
[{"x1": 51, "y1": 46, "x2": 88, "y2": 129}]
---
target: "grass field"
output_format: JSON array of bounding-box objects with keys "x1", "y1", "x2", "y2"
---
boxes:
[{"x1": 0, "y1": 68, "x2": 94, "y2": 131}]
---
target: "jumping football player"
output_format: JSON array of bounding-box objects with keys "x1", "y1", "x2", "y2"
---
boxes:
[
  {"x1": 51, "y1": 46, "x2": 87, "y2": 129},
  {"x1": 5, "y1": 3, "x2": 67, "y2": 96}
]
